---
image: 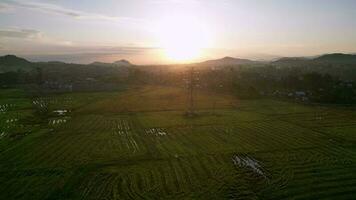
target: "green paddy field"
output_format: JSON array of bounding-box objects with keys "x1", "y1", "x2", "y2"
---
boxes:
[{"x1": 1, "y1": 86, "x2": 356, "y2": 199}]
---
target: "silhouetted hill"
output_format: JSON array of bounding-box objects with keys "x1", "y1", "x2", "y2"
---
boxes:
[
  {"x1": 0, "y1": 55, "x2": 34, "y2": 72},
  {"x1": 274, "y1": 57, "x2": 309, "y2": 63},
  {"x1": 272, "y1": 53, "x2": 356, "y2": 67},
  {"x1": 114, "y1": 59, "x2": 132, "y2": 66},
  {"x1": 272, "y1": 57, "x2": 310, "y2": 67},
  {"x1": 90, "y1": 62, "x2": 112, "y2": 67},
  {"x1": 198, "y1": 56, "x2": 254, "y2": 67},
  {"x1": 90, "y1": 59, "x2": 133, "y2": 67},
  {"x1": 313, "y1": 53, "x2": 356, "y2": 63}
]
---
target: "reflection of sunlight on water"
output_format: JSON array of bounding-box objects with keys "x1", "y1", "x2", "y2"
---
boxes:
[
  {"x1": 53, "y1": 110, "x2": 69, "y2": 116},
  {"x1": 50, "y1": 118, "x2": 67, "y2": 125},
  {"x1": 112, "y1": 119, "x2": 140, "y2": 153},
  {"x1": 1, "y1": 117, "x2": 20, "y2": 139},
  {"x1": 145, "y1": 128, "x2": 167, "y2": 136},
  {"x1": 0, "y1": 104, "x2": 15, "y2": 113},
  {"x1": 6, "y1": 118, "x2": 18, "y2": 123},
  {"x1": 50, "y1": 109, "x2": 71, "y2": 128},
  {"x1": 232, "y1": 155, "x2": 267, "y2": 179}
]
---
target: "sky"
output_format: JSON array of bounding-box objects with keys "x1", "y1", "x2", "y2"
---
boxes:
[{"x1": 1, "y1": 0, "x2": 356, "y2": 64}]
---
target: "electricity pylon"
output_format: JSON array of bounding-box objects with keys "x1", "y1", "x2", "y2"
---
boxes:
[{"x1": 185, "y1": 67, "x2": 199, "y2": 116}]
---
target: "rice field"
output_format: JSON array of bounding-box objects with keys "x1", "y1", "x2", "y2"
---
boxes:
[{"x1": 0, "y1": 86, "x2": 356, "y2": 199}]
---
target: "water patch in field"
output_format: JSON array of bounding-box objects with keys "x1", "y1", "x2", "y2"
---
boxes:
[
  {"x1": 6, "y1": 118, "x2": 18, "y2": 123},
  {"x1": 145, "y1": 128, "x2": 167, "y2": 136},
  {"x1": 32, "y1": 99, "x2": 48, "y2": 108},
  {"x1": 128, "y1": 137, "x2": 139, "y2": 153},
  {"x1": 0, "y1": 104, "x2": 14, "y2": 113},
  {"x1": 53, "y1": 110, "x2": 69, "y2": 116},
  {"x1": 113, "y1": 119, "x2": 139, "y2": 153},
  {"x1": 0, "y1": 131, "x2": 6, "y2": 139},
  {"x1": 49, "y1": 117, "x2": 69, "y2": 126},
  {"x1": 115, "y1": 119, "x2": 131, "y2": 135},
  {"x1": 33, "y1": 97, "x2": 73, "y2": 105},
  {"x1": 232, "y1": 155, "x2": 267, "y2": 178},
  {"x1": 1, "y1": 117, "x2": 22, "y2": 138},
  {"x1": 224, "y1": 127, "x2": 233, "y2": 133}
]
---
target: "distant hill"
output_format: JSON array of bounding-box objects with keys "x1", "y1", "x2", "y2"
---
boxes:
[
  {"x1": 0, "y1": 55, "x2": 34, "y2": 73},
  {"x1": 274, "y1": 57, "x2": 309, "y2": 63},
  {"x1": 272, "y1": 57, "x2": 310, "y2": 66},
  {"x1": 114, "y1": 59, "x2": 132, "y2": 66},
  {"x1": 313, "y1": 53, "x2": 356, "y2": 63},
  {"x1": 198, "y1": 56, "x2": 254, "y2": 67},
  {"x1": 272, "y1": 53, "x2": 356, "y2": 66},
  {"x1": 90, "y1": 62, "x2": 112, "y2": 67},
  {"x1": 90, "y1": 59, "x2": 133, "y2": 67}
]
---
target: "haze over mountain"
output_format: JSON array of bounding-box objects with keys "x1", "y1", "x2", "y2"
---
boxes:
[
  {"x1": 0, "y1": 55, "x2": 33, "y2": 73},
  {"x1": 2, "y1": 0, "x2": 356, "y2": 64},
  {"x1": 1, "y1": 1, "x2": 356, "y2": 199},
  {"x1": 198, "y1": 56, "x2": 255, "y2": 67},
  {"x1": 314, "y1": 53, "x2": 356, "y2": 63},
  {"x1": 90, "y1": 59, "x2": 133, "y2": 67},
  {"x1": 273, "y1": 53, "x2": 356, "y2": 65},
  {"x1": 1, "y1": 53, "x2": 356, "y2": 74}
]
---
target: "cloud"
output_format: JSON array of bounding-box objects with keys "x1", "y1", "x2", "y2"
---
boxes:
[
  {"x1": 11, "y1": 45, "x2": 162, "y2": 64},
  {"x1": 43, "y1": 45, "x2": 160, "y2": 55},
  {"x1": 3, "y1": 0, "x2": 144, "y2": 24},
  {"x1": 0, "y1": 28, "x2": 43, "y2": 39},
  {"x1": 0, "y1": 2, "x2": 13, "y2": 12},
  {"x1": 149, "y1": 0, "x2": 201, "y2": 6},
  {"x1": 105, "y1": 46, "x2": 158, "y2": 54}
]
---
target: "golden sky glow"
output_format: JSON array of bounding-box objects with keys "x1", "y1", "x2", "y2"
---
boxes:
[
  {"x1": 1, "y1": 0, "x2": 356, "y2": 64},
  {"x1": 154, "y1": 15, "x2": 213, "y2": 63}
]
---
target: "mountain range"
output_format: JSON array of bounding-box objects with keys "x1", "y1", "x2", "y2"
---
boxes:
[
  {"x1": 273, "y1": 53, "x2": 356, "y2": 64},
  {"x1": 1, "y1": 53, "x2": 356, "y2": 73},
  {"x1": 0, "y1": 55, "x2": 34, "y2": 73},
  {"x1": 0, "y1": 55, "x2": 134, "y2": 73},
  {"x1": 90, "y1": 59, "x2": 132, "y2": 67},
  {"x1": 314, "y1": 53, "x2": 356, "y2": 63},
  {"x1": 197, "y1": 56, "x2": 255, "y2": 67}
]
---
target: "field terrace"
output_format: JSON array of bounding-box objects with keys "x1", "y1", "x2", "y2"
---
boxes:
[{"x1": 0, "y1": 86, "x2": 356, "y2": 199}]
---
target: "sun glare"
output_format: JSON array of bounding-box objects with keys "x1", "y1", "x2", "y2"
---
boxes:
[{"x1": 155, "y1": 15, "x2": 212, "y2": 63}]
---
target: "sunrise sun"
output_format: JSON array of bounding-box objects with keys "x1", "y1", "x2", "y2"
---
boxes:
[{"x1": 155, "y1": 15, "x2": 212, "y2": 63}]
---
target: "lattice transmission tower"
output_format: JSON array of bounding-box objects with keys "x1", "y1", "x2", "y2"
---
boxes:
[{"x1": 184, "y1": 67, "x2": 200, "y2": 116}]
